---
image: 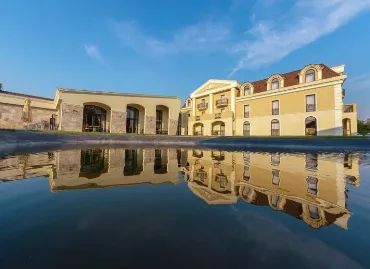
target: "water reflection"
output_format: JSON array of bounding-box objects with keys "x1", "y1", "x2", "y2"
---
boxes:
[{"x1": 0, "y1": 148, "x2": 361, "y2": 230}]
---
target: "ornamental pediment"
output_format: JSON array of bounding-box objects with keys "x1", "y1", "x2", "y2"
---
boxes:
[{"x1": 191, "y1": 79, "x2": 238, "y2": 97}]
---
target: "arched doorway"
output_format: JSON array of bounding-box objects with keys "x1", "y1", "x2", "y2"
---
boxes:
[
  {"x1": 305, "y1": 116, "x2": 317, "y2": 136},
  {"x1": 212, "y1": 121, "x2": 225, "y2": 136},
  {"x1": 82, "y1": 104, "x2": 108, "y2": 132},
  {"x1": 126, "y1": 104, "x2": 145, "y2": 134},
  {"x1": 243, "y1": 121, "x2": 250, "y2": 136},
  {"x1": 156, "y1": 105, "x2": 169, "y2": 134},
  {"x1": 343, "y1": 118, "x2": 351, "y2": 136},
  {"x1": 193, "y1": 123, "x2": 204, "y2": 136},
  {"x1": 271, "y1": 119, "x2": 280, "y2": 136}
]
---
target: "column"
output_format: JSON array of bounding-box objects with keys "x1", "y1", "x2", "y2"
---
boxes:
[
  {"x1": 231, "y1": 87, "x2": 236, "y2": 115},
  {"x1": 209, "y1": 93, "x2": 213, "y2": 114},
  {"x1": 192, "y1": 98, "x2": 196, "y2": 116}
]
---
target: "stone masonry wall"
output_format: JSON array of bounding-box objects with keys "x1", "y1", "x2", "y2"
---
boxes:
[
  {"x1": 169, "y1": 119, "x2": 178, "y2": 136},
  {"x1": 60, "y1": 103, "x2": 83, "y2": 132},
  {"x1": 0, "y1": 103, "x2": 56, "y2": 129},
  {"x1": 145, "y1": 115, "x2": 156, "y2": 135},
  {"x1": 111, "y1": 111, "x2": 126, "y2": 133}
]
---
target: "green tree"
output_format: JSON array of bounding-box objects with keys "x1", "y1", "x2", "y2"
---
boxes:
[{"x1": 357, "y1": 120, "x2": 370, "y2": 136}]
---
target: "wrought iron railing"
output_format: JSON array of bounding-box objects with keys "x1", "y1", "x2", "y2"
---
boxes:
[
  {"x1": 213, "y1": 130, "x2": 225, "y2": 136},
  {"x1": 216, "y1": 99, "x2": 228, "y2": 106},
  {"x1": 306, "y1": 104, "x2": 316, "y2": 112},
  {"x1": 305, "y1": 128, "x2": 317, "y2": 136},
  {"x1": 156, "y1": 130, "x2": 168, "y2": 135},
  {"x1": 197, "y1": 103, "x2": 208, "y2": 110},
  {"x1": 343, "y1": 104, "x2": 354, "y2": 113}
]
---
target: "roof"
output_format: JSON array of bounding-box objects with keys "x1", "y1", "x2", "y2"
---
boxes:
[
  {"x1": 57, "y1": 88, "x2": 181, "y2": 100},
  {"x1": 243, "y1": 64, "x2": 341, "y2": 94},
  {"x1": 0, "y1": 90, "x2": 54, "y2": 101}
]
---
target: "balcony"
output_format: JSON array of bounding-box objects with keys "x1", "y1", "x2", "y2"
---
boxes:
[
  {"x1": 212, "y1": 130, "x2": 225, "y2": 136},
  {"x1": 306, "y1": 104, "x2": 316, "y2": 112},
  {"x1": 194, "y1": 131, "x2": 203, "y2": 136},
  {"x1": 216, "y1": 99, "x2": 228, "y2": 107},
  {"x1": 197, "y1": 103, "x2": 208, "y2": 110},
  {"x1": 344, "y1": 104, "x2": 354, "y2": 113},
  {"x1": 212, "y1": 151, "x2": 225, "y2": 161},
  {"x1": 215, "y1": 113, "x2": 221, "y2": 119}
]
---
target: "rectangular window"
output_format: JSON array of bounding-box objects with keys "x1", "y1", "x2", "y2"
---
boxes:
[
  {"x1": 272, "y1": 100, "x2": 279, "y2": 115},
  {"x1": 244, "y1": 105, "x2": 250, "y2": 118},
  {"x1": 306, "y1": 94, "x2": 316, "y2": 112},
  {"x1": 201, "y1": 99, "x2": 205, "y2": 105},
  {"x1": 221, "y1": 94, "x2": 225, "y2": 100}
]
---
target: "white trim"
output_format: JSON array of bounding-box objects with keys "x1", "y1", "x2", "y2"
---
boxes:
[
  {"x1": 231, "y1": 87, "x2": 236, "y2": 114},
  {"x1": 236, "y1": 75, "x2": 346, "y2": 102},
  {"x1": 191, "y1": 79, "x2": 239, "y2": 98},
  {"x1": 209, "y1": 93, "x2": 213, "y2": 114}
]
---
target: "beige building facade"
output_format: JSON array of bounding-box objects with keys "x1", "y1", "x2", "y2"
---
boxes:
[
  {"x1": 180, "y1": 64, "x2": 358, "y2": 136},
  {"x1": 179, "y1": 149, "x2": 360, "y2": 229},
  {"x1": 0, "y1": 88, "x2": 181, "y2": 135}
]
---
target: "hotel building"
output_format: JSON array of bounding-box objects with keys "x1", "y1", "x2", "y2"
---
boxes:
[{"x1": 179, "y1": 64, "x2": 357, "y2": 136}]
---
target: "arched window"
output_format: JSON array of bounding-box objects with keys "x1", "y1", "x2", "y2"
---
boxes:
[
  {"x1": 243, "y1": 121, "x2": 250, "y2": 136},
  {"x1": 306, "y1": 69, "x2": 315, "y2": 83},
  {"x1": 305, "y1": 116, "x2": 317, "y2": 136},
  {"x1": 245, "y1": 86, "x2": 250, "y2": 95},
  {"x1": 271, "y1": 78, "x2": 279, "y2": 90},
  {"x1": 308, "y1": 205, "x2": 320, "y2": 219},
  {"x1": 271, "y1": 119, "x2": 280, "y2": 135}
]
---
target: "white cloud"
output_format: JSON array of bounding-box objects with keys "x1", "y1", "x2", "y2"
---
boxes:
[
  {"x1": 110, "y1": 20, "x2": 229, "y2": 55},
  {"x1": 84, "y1": 44, "x2": 106, "y2": 65},
  {"x1": 229, "y1": 0, "x2": 370, "y2": 77}
]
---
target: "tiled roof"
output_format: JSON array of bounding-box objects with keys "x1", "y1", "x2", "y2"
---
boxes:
[
  {"x1": 244, "y1": 64, "x2": 341, "y2": 94},
  {"x1": 0, "y1": 90, "x2": 54, "y2": 101}
]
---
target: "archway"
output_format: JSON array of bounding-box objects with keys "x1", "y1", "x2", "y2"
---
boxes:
[
  {"x1": 126, "y1": 104, "x2": 145, "y2": 134},
  {"x1": 212, "y1": 121, "x2": 225, "y2": 136},
  {"x1": 343, "y1": 118, "x2": 351, "y2": 136},
  {"x1": 156, "y1": 105, "x2": 169, "y2": 134},
  {"x1": 305, "y1": 116, "x2": 317, "y2": 136},
  {"x1": 124, "y1": 149, "x2": 143, "y2": 176},
  {"x1": 82, "y1": 103, "x2": 110, "y2": 132},
  {"x1": 193, "y1": 123, "x2": 204, "y2": 136}
]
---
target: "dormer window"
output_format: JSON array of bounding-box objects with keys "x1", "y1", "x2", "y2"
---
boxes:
[
  {"x1": 245, "y1": 86, "x2": 250, "y2": 95},
  {"x1": 272, "y1": 78, "x2": 279, "y2": 90},
  {"x1": 306, "y1": 69, "x2": 315, "y2": 83}
]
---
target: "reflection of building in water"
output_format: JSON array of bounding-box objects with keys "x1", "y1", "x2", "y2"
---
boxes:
[
  {"x1": 0, "y1": 148, "x2": 180, "y2": 190},
  {"x1": 180, "y1": 150, "x2": 361, "y2": 229}
]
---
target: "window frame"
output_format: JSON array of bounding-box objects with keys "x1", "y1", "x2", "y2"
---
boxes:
[
  {"x1": 305, "y1": 94, "x2": 316, "y2": 112},
  {"x1": 271, "y1": 78, "x2": 279, "y2": 90},
  {"x1": 305, "y1": 69, "x2": 316, "y2": 83},
  {"x1": 244, "y1": 104, "x2": 250, "y2": 118}
]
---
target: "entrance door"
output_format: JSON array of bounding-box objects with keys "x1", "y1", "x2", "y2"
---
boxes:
[{"x1": 126, "y1": 106, "x2": 139, "y2": 133}]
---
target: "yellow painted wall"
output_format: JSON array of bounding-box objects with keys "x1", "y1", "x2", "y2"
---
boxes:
[
  {"x1": 213, "y1": 89, "x2": 232, "y2": 113},
  {"x1": 195, "y1": 95, "x2": 210, "y2": 116}
]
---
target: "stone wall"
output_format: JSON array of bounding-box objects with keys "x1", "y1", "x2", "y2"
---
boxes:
[
  {"x1": 0, "y1": 103, "x2": 56, "y2": 129},
  {"x1": 169, "y1": 119, "x2": 178, "y2": 136},
  {"x1": 111, "y1": 111, "x2": 126, "y2": 133},
  {"x1": 145, "y1": 115, "x2": 156, "y2": 134},
  {"x1": 60, "y1": 103, "x2": 83, "y2": 132}
]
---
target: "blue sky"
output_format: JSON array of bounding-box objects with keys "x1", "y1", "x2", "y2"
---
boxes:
[{"x1": 1, "y1": 0, "x2": 370, "y2": 118}]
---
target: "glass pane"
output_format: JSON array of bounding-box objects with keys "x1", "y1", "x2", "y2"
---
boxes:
[{"x1": 306, "y1": 95, "x2": 315, "y2": 105}]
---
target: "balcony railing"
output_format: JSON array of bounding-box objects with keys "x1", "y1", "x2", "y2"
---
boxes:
[
  {"x1": 213, "y1": 130, "x2": 225, "y2": 136},
  {"x1": 344, "y1": 104, "x2": 354, "y2": 113},
  {"x1": 272, "y1": 108, "x2": 279, "y2": 115},
  {"x1": 212, "y1": 151, "x2": 225, "y2": 161},
  {"x1": 216, "y1": 99, "x2": 228, "y2": 107},
  {"x1": 306, "y1": 104, "x2": 316, "y2": 112},
  {"x1": 271, "y1": 129, "x2": 280, "y2": 136},
  {"x1": 215, "y1": 113, "x2": 221, "y2": 119},
  {"x1": 305, "y1": 128, "x2": 317, "y2": 136},
  {"x1": 193, "y1": 150, "x2": 203, "y2": 158},
  {"x1": 195, "y1": 116, "x2": 200, "y2": 121},
  {"x1": 244, "y1": 112, "x2": 250, "y2": 118},
  {"x1": 197, "y1": 103, "x2": 208, "y2": 110},
  {"x1": 156, "y1": 130, "x2": 168, "y2": 135},
  {"x1": 194, "y1": 131, "x2": 203, "y2": 136},
  {"x1": 215, "y1": 174, "x2": 228, "y2": 188},
  {"x1": 243, "y1": 130, "x2": 250, "y2": 136}
]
